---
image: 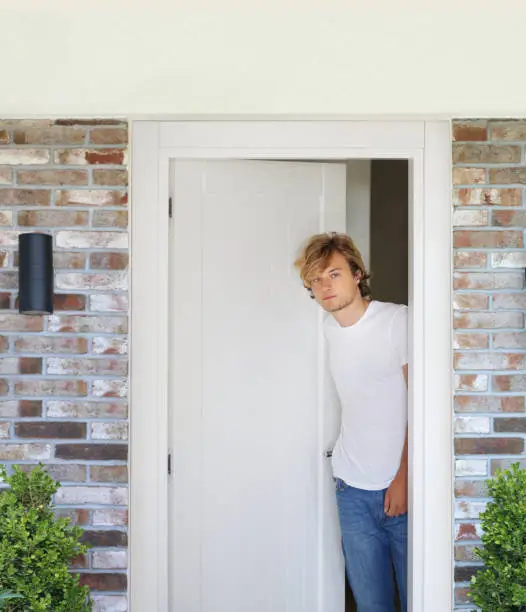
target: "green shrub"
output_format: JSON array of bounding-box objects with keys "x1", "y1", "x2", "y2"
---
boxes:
[
  {"x1": 0, "y1": 464, "x2": 92, "y2": 611},
  {"x1": 0, "y1": 593, "x2": 23, "y2": 610},
  {"x1": 469, "y1": 462, "x2": 526, "y2": 612}
]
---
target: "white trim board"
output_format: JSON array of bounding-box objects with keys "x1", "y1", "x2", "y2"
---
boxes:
[{"x1": 130, "y1": 119, "x2": 453, "y2": 612}]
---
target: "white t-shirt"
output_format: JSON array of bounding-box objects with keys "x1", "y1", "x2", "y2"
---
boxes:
[{"x1": 324, "y1": 300, "x2": 408, "y2": 491}]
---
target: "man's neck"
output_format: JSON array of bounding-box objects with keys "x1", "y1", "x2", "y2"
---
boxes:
[{"x1": 332, "y1": 296, "x2": 371, "y2": 328}]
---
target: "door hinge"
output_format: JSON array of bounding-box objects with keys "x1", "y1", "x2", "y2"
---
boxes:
[
  {"x1": 169, "y1": 197, "x2": 173, "y2": 219},
  {"x1": 168, "y1": 451, "x2": 173, "y2": 475}
]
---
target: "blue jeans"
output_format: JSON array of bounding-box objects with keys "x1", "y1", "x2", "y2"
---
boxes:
[{"x1": 335, "y1": 478, "x2": 407, "y2": 612}]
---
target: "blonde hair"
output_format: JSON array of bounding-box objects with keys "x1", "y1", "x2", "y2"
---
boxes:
[{"x1": 294, "y1": 232, "x2": 372, "y2": 299}]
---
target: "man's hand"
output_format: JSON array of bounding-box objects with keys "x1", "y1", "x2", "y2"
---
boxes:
[{"x1": 384, "y1": 470, "x2": 407, "y2": 517}]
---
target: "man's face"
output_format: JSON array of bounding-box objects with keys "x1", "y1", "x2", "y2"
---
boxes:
[{"x1": 309, "y1": 252, "x2": 361, "y2": 313}]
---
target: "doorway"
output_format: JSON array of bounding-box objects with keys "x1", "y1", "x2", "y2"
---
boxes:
[
  {"x1": 129, "y1": 120, "x2": 453, "y2": 612},
  {"x1": 345, "y1": 159, "x2": 408, "y2": 612}
]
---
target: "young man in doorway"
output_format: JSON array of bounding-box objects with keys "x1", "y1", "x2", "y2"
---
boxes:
[{"x1": 296, "y1": 232, "x2": 408, "y2": 612}]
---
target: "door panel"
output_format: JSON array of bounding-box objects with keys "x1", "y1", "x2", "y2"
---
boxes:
[{"x1": 169, "y1": 160, "x2": 346, "y2": 612}]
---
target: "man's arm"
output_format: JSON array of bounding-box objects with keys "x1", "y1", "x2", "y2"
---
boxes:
[{"x1": 384, "y1": 364, "x2": 408, "y2": 517}]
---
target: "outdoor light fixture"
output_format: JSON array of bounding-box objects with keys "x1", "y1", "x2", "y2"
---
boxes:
[{"x1": 18, "y1": 233, "x2": 54, "y2": 315}]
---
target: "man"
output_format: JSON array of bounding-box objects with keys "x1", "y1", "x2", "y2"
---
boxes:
[{"x1": 295, "y1": 232, "x2": 408, "y2": 612}]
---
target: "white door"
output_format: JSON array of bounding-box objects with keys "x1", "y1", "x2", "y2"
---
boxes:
[{"x1": 169, "y1": 160, "x2": 346, "y2": 612}]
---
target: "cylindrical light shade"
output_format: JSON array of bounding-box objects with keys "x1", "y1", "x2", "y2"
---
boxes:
[{"x1": 18, "y1": 233, "x2": 54, "y2": 315}]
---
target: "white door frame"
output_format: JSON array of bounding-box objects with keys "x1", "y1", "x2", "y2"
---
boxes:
[{"x1": 130, "y1": 120, "x2": 453, "y2": 612}]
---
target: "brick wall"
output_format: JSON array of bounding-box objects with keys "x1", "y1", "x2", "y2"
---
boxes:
[
  {"x1": 0, "y1": 119, "x2": 128, "y2": 612},
  {"x1": 453, "y1": 120, "x2": 526, "y2": 610}
]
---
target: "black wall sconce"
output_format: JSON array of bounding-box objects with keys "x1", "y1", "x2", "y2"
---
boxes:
[{"x1": 18, "y1": 233, "x2": 54, "y2": 315}]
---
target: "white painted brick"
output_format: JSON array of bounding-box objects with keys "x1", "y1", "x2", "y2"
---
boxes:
[
  {"x1": 92, "y1": 595, "x2": 128, "y2": 612},
  {"x1": 454, "y1": 374, "x2": 488, "y2": 392},
  {"x1": 491, "y1": 251, "x2": 526, "y2": 268},
  {"x1": 455, "y1": 459, "x2": 488, "y2": 477},
  {"x1": 54, "y1": 486, "x2": 127, "y2": 506},
  {"x1": 453, "y1": 209, "x2": 489, "y2": 227},
  {"x1": 0, "y1": 422, "x2": 10, "y2": 438},
  {"x1": 56, "y1": 272, "x2": 128, "y2": 291},
  {"x1": 92, "y1": 549, "x2": 128, "y2": 569},
  {"x1": 454, "y1": 417, "x2": 491, "y2": 434},
  {"x1": 455, "y1": 500, "x2": 487, "y2": 520},
  {"x1": 0, "y1": 149, "x2": 49, "y2": 165},
  {"x1": 92, "y1": 337, "x2": 128, "y2": 355},
  {"x1": 91, "y1": 422, "x2": 128, "y2": 440},
  {"x1": 56, "y1": 231, "x2": 128, "y2": 250},
  {"x1": 92, "y1": 508, "x2": 128, "y2": 526}
]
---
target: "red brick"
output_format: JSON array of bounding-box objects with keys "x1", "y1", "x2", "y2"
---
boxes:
[
  {"x1": 453, "y1": 121, "x2": 487, "y2": 142},
  {"x1": 0, "y1": 251, "x2": 9, "y2": 268},
  {"x1": 489, "y1": 167, "x2": 526, "y2": 184},
  {"x1": 15, "y1": 422, "x2": 86, "y2": 439},
  {"x1": 0, "y1": 294, "x2": 10, "y2": 309},
  {"x1": 454, "y1": 187, "x2": 522, "y2": 207},
  {"x1": 455, "y1": 374, "x2": 488, "y2": 392},
  {"x1": 14, "y1": 379, "x2": 87, "y2": 397},
  {"x1": 454, "y1": 352, "x2": 524, "y2": 370},
  {"x1": 453, "y1": 294, "x2": 488, "y2": 310},
  {"x1": 0, "y1": 189, "x2": 50, "y2": 206},
  {"x1": 455, "y1": 522, "x2": 482, "y2": 542},
  {"x1": 13, "y1": 126, "x2": 86, "y2": 145},
  {"x1": 490, "y1": 121, "x2": 526, "y2": 140},
  {"x1": 455, "y1": 395, "x2": 524, "y2": 413},
  {"x1": 54, "y1": 508, "x2": 90, "y2": 525},
  {"x1": 71, "y1": 554, "x2": 89, "y2": 569},
  {"x1": 55, "y1": 189, "x2": 127, "y2": 207},
  {"x1": 47, "y1": 315, "x2": 127, "y2": 334},
  {"x1": 93, "y1": 169, "x2": 128, "y2": 186},
  {"x1": 0, "y1": 168, "x2": 12, "y2": 184},
  {"x1": 53, "y1": 294, "x2": 86, "y2": 311},
  {"x1": 494, "y1": 417, "x2": 526, "y2": 433},
  {"x1": 494, "y1": 374, "x2": 526, "y2": 392},
  {"x1": 54, "y1": 148, "x2": 126, "y2": 166},
  {"x1": 18, "y1": 210, "x2": 88, "y2": 227},
  {"x1": 493, "y1": 331, "x2": 526, "y2": 349},
  {"x1": 92, "y1": 210, "x2": 128, "y2": 229},
  {"x1": 14, "y1": 336, "x2": 88, "y2": 354},
  {"x1": 79, "y1": 573, "x2": 127, "y2": 591},
  {"x1": 454, "y1": 271, "x2": 523, "y2": 290},
  {"x1": 455, "y1": 566, "x2": 480, "y2": 582},
  {"x1": 53, "y1": 252, "x2": 87, "y2": 269},
  {"x1": 17, "y1": 170, "x2": 89, "y2": 186},
  {"x1": 17, "y1": 463, "x2": 86, "y2": 482},
  {"x1": 453, "y1": 143, "x2": 521, "y2": 163},
  {"x1": 454, "y1": 311, "x2": 523, "y2": 329},
  {"x1": 54, "y1": 119, "x2": 124, "y2": 126},
  {"x1": 492, "y1": 209, "x2": 526, "y2": 227},
  {"x1": 0, "y1": 130, "x2": 10, "y2": 144},
  {"x1": 453, "y1": 168, "x2": 487, "y2": 185},
  {"x1": 56, "y1": 444, "x2": 127, "y2": 461},
  {"x1": 0, "y1": 315, "x2": 42, "y2": 332},
  {"x1": 18, "y1": 400, "x2": 43, "y2": 417},
  {"x1": 455, "y1": 437, "x2": 524, "y2": 454},
  {"x1": 453, "y1": 230, "x2": 522, "y2": 248},
  {"x1": 89, "y1": 253, "x2": 129, "y2": 270},
  {"x1": 0, "y1": 336, "x2": 8, "y2": 352},
  {"x1": 80, "y1": 530, "x2": 127, "y2": 547},
  {"x1": 19, "y1": 357, "x2": 42, "y2": 374},
  {"x1": 90, "y1": 465, "x2": 128, "y2": 483},
  {"x1": 89, "y1": 127, "x2": 128, "y2": 145}
]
